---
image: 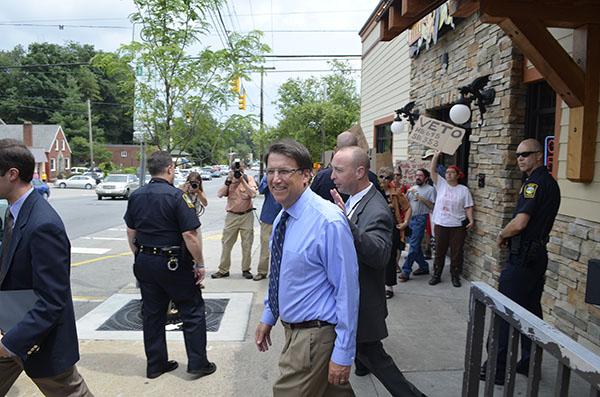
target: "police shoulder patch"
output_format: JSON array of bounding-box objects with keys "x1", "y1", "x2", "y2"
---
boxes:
[
  {"x1": 523, "y1": 183, "x2": 538, "y2": 199},
  {"x1": 182, "y1": 193, "x2": 195, "y2": 208}
]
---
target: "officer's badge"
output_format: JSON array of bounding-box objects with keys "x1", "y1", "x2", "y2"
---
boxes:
[
  {"x1": 182, "y1": 193, "x2": 195, "y2": 209},
  {"x1": 524, "y1": 183, "x2": 538, "y2": 199}
]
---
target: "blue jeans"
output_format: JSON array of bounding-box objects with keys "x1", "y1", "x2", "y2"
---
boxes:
[{"x1": 402, "y1": 214, "x2": 429, "y2": 277}]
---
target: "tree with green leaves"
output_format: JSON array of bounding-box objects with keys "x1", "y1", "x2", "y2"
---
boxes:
[
  {"x1": 273, "y1": 61, "x2": 361, "y2": 161},
  {"x1": 95, "y1": 0, "x2": 269, "y2": 154}
]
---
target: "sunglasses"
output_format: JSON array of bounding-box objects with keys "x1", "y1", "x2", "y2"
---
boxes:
[
  {"x1": 516, "y1": 150, "x2": 540, "y2": 158},
  {"x1": 378, "y1": 175, "x2": 393, "y2": 180}
]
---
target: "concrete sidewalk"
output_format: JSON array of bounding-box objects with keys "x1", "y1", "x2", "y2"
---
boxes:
[{"x1": 9, "y1": 230, "x2": 577, "y2": 396}]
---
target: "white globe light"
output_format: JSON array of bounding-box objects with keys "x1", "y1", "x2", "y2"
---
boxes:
[
  {"x1": 390, "y1": 119, "x2": 404, "y2": 134},
  {"x1": 449, "y1": 103, "x2": 471, "y2": 125}
]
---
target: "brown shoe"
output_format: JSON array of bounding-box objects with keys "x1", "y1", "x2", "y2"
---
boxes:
[
  {"x1": 211, "y1": 272, "x2": 229, "y2": 279},
  {"x1": 398, "y1": 273, "x2": 409, "y2": 282},
  {"x1": 253, "y1": 273, "x2": 267, "y2": 281}
]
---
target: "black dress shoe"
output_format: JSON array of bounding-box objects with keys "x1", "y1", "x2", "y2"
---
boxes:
[
  {"x1": 451, "y1": 276, "x2": 462, "y2": 288},
  {"x1": 428, "y1": 275, "x2": 441, "y2": 285},
  {"x1": 354, "y1": 366, "x2": 371, "y2": 376},
  {"x1": 211, "y1": 271, "x2": 229, "y2": 279},
  {"x1": 188, "y1": 362, "x2": 217, "y2": 379},
  {"x1": 147, "y1": 360, "x2": 178, "y2": 379},
  {"x1": 385, "y1": 290, "x2": 394, "y2": 299},
  {"x1": 242, "y1": 271, "x2": 253, "y2": 279}
]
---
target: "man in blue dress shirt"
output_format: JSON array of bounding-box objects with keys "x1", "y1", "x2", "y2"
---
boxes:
[
  {"x1": 255, "y1": 139, "x2": 360, "y2": 396},
  {"x1": 253, "y1": 174, "x2": 282, "y2": 281}
]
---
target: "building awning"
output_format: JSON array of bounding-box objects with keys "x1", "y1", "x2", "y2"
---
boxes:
[{"x1": 29, "y1": 147, "x2": 47, "y2": 163}]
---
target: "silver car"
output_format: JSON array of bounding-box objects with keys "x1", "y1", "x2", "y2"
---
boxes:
[
  {"x1": 54, "y1": 175, "x2": 97, "y2": 190},
  {"x1": 96, "y1": 174, "x2": 139, "y2": 200}
]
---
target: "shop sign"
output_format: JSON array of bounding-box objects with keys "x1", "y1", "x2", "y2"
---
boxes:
[
  {"x1": 408, "y1": 116, "x2": 466, "y2": 155},
  {"x1": 544, "y1": 135, "x2": 555, "y2": 173},
  {"x1": 408, "y1": 2, "x2": 455, "y2": 56}
]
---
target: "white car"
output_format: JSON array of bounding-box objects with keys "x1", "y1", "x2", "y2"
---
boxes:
[
  {"x1": 96, "y1": 174, "x2": 139, "y2": 200},
  {"x1": 54, "y1": 175, "x2": 97, "y2": 190}
]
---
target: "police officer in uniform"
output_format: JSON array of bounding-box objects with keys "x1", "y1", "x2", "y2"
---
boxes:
[
  {"x1": 124, "y1": 151, "x2": 216, "y2": 380},
  {"x1": 480, "y1": 138, "x2": 560, "y2": 385}
]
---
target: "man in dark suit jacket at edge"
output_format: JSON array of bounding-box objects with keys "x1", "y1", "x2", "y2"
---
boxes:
[
  {"x1": 331, "y1": 146, "x2": 425, "y2": 397},
  {"x1": 311, "y1": 131, "x2": 385, "y2": 202},
  {"x1": 0, "y1": 139, "x2": 92, "y2": 396}
]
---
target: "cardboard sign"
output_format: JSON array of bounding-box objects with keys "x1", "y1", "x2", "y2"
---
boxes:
[{"x1": 409, "y1": 116, "x2": 466, "y2": 155}]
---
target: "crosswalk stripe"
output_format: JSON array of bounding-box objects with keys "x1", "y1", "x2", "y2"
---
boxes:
[{"x1": 72, "y1": 247, "x2": 111, "y2": 255}]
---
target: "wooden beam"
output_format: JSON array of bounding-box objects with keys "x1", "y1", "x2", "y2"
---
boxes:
[
  {"x1": 497, "y1": 17, "x2": 585, "y2": 108},
  {"x1": 401, "y1": 0, "x2": 436, "y2": 17},
  {"x1": 481, "y1": 0, "x2": 600, "y2": 28},
  {"x1": 388, "y1": 4, "x2": 414, "y2": 32},
  {"x1": 449, "y1": 0, "x2": 479, "y2": 18},
  {"x1": 567, "y1": 25, "x2": 600, "y2": 182}
]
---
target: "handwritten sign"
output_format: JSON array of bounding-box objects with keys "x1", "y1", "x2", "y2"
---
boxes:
[
  {"x1": 396, "y1": 158, "x2": 429, "y2": 185},
  {"x1": 409, "y1": 116, "x2": 465, "y2": 155}
]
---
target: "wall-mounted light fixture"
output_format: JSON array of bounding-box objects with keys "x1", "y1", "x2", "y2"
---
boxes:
[
  {"x1": 449, "y1": 75, "x2": 496, "y2": 126},
  {"x1": 390, "y1": 101, "x2": 420, "y2": 134}
]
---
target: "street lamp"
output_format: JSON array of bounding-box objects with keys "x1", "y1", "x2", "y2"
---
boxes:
[{"x1": 391, "y1": 101, "x2": 420, "y2": 134}]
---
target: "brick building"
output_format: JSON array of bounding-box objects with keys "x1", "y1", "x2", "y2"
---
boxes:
[{"x1": 104, "y1": 144, "x2": 141, "y2": 168}]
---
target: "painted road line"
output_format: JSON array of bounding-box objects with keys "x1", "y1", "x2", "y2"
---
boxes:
[
  {"x1": 108, "y1": 228, "x2": 127, "y2": 232},
  {"x1": 71, "y1": 247, "x2": 111, "y2": 255},
  {"x1": 71, "y1": 252, "x2": 132, "y2": 268},
  {"x1": 80, "y1": 237, "x2": 127, "y2": 241},
  {"x1": 72, "y1": 295, "x2": 108, "y2": 303}
]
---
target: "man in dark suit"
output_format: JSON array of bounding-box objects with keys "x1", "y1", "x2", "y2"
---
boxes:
[
  {"x1": 311, "y1": 131, "x2": 384, "y2": 202},
  {"x1": 0, "y1": 139, "x2": 92, "y2": 396},
  {"x1": 331, "y1": 146, "x2": 425, "y2": 397}
]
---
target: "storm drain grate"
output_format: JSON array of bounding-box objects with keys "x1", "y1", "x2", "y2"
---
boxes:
[{"x1": 97, "y1": 299, "x2": 229, "y2": 332}]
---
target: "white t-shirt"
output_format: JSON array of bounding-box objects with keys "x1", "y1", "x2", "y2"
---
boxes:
[{"x1": 432, "y1": 176, "x2": 474, "y2": 227}]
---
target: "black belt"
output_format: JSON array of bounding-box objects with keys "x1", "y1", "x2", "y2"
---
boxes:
[
  {"x1": 281, "y1": 320, "x2": 334, "y2": 329},
  {"x1": 227, "y1": 208, "x2": 254, "y2": 215},
  {"x1": 138, "y1": 245, "x2": 181, "y2": 257}
]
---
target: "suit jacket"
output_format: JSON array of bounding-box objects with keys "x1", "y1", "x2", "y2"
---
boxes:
[
  {"x1": 0, "y1": 192, "x2": 79, "y2": 378},
  {"x1": 348, "y1": 185, "x2": 394, "y2": 343},
  {"x1": 311, "y1": 167, "x2": 386, "y2": 203}
]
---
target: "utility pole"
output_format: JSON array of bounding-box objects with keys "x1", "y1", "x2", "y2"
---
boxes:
[
  {"x1": 87, "y1": 98, "x2": 94, "y2": 169},
  {"x1": 258, "y1": 67, "x2": 275, "y2": 181}
]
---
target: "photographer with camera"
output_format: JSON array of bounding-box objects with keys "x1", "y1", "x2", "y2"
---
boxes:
[
  {"x1": 179, "y1": 172, "x2": 208, "y2": 218},
  {"x1": 212, "y1": 159, "x2": 258, "y2": 280}
]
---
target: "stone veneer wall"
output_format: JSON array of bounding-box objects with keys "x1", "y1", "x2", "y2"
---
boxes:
[
  {"x1": 545, "y1": 215, "x2": 600, "y2": 353},
  {"x1": 408, "y1": 11, "x2": 600, "y2": 353},
  {"x1": 409, "y1": 12, "x2": 527, "y2": 284}
]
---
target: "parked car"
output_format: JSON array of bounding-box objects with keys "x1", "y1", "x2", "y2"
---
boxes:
[
  {"x1": 69, "y1": 166, "x2": 88, "y2": 175},
  {"x1": 0, "y1": 199, "x2": 7, "y2": 244},
  {"x1": 31, "y1": 178, "x2": 50, "y2": 199},
  {"x1": 96, "y1": 174, "x2": 139, "y2": 200},
  {"x1": 54, "y1": 175, "x2": 97, "y2": 190},
  {"x1": 200, "y1": 171, "x2": 212, "y2": 181},
  {"x1": 83, "y1": 171, "x2": 103, "y2": 184},
  {"x1": 210, "y1": 170, "x2": 221, "y2": 178},
  {"x1": 220, "y1": 165, "x2": 230, "y2": 176}
]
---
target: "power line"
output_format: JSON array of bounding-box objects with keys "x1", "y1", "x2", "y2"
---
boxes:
[
  {"x1": 247, "y1": 0, "x2": 256, "y2": 30},
  {"x1": 0, "y1": 22, "x2": 130, "y2": 29},
  {"x1": 249, "y1": 68, "x2": 361, "y2": 73},
  {"x1": 224, "y1": 9, "x2": 371, "y2": 17}
]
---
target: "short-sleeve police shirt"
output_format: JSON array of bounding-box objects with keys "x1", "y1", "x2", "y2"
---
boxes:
[
  {"x1": 124, "y1": 178, "x2": 200, "y2": 247},
  {"x1": 514, "y1": 165, "x2": 561, "y2": 242}
]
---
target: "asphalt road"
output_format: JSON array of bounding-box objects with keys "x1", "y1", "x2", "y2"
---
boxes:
[{"x1": 46, "y1": 173, "x2": 262, "y2": 319}]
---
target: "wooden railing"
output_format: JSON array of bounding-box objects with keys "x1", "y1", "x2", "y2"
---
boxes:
[{"x1": 462, "y1": 281, "x2": 600, "y2": 396}]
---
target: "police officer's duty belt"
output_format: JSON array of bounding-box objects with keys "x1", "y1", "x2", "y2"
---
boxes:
[{"x1": 138, "y1": 245, "x2": 181, "y2": 256}]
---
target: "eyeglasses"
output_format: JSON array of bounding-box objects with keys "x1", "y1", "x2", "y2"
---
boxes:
[
  {"x1": 266, "y1": 168, "x2": 302, "y2": 178},
  {"x1": 378, "y1": 175, "x2": 393, "y2": 180},
  {"x1": 516, "y1": 150, "x2": 540, "y2": 158}
]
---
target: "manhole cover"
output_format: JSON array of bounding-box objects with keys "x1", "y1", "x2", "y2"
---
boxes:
[{"x1": 97, "y1": 299, "x2": 229, "y2": 332}]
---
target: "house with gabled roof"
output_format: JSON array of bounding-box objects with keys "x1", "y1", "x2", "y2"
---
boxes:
[{"x1": 0, "y1": 122, "x2": 72, "y2": 181}]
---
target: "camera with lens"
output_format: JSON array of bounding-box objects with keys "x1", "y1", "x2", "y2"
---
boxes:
[
  {"x1": 190, "y1": 182, "x2": 199, "y2": 190},
  {"x1": 233, "y1": 159, "x2": 242, "y2": 179}
]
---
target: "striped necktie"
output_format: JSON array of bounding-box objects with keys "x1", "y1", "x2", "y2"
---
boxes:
[{"x1": 268, "y1": 211, "x2": 290, "y2": 319}]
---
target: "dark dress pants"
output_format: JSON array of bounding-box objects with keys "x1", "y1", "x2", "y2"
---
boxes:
[
  {"x1": 385, "y1": 227, "x2": 401, "y2": 287},
  {"x1": 134, "y1": 254, "x2": 209, "y2": 374},
  {"x1": 356, "y1": 341, "x2": 425, "y2": 397},
  {"x1": 494, "y1": 251, "x2": 547, "y2": 373}
]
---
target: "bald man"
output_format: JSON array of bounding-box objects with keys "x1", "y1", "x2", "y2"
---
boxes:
[
  {"x1": 331, "y1": 146, "x2": 425, "y2": 397},
  {"x1": 311, "y1": 132, "x2": 384, "y2": 202},
  {"x1": 480, "y1": 138, "x2": 561, "y2": 385}
]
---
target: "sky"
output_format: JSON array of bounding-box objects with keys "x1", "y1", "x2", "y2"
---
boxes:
[{"x1": 0, "y1": 0, "x2": 380, "y2": 127}]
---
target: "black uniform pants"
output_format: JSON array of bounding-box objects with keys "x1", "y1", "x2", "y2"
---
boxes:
[
  {"x1": 494, "y1": 251, "x2": 547, "y2": 374},
  {"x1": 355, "y1": 341, "x2": 424, "y2": 397},
  {"x1": 134, "y1": 254, "x2": 209, "y2": 374}
]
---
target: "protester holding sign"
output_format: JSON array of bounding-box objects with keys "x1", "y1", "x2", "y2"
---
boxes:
[{"x1": 429, "y1": 152, "x2": 474, "y2": 288}]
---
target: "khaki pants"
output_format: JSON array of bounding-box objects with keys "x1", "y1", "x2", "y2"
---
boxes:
[
  {"x1": 0, "y1": 359, "x2": 93, "y2": 397},
  {"x1": 218, "y1": 211, "x2": 254, "y2": 273},
  {"x1": 257, "y1": 222, "x2": 273, "y2": 276},
  {"x1": 273, "y1": 325, "x2": 355, "y2": 397}
]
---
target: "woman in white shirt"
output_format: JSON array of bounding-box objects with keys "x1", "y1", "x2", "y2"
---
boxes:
[{"x1": 429, "y1": 152, "x2": 474, "y2": 287}]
